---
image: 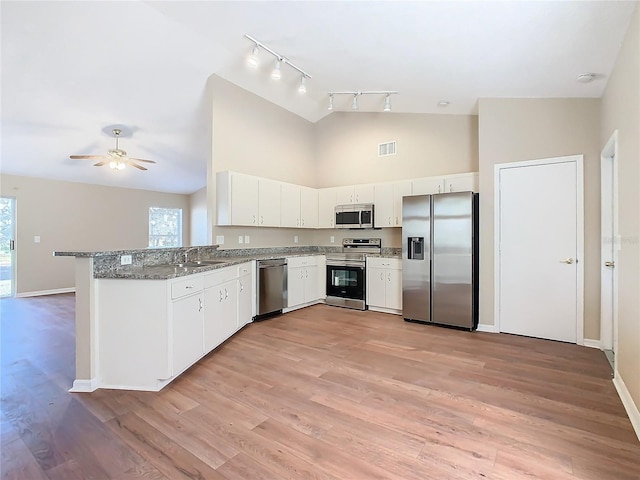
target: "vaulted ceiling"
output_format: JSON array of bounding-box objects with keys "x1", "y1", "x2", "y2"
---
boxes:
[{"x1": 1, "y1": 1, "x2": 636, "y2": 194}]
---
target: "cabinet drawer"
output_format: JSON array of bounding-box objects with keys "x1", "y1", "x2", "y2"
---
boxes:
[
  {"x1": 171, "y1": 276, "x2": 204, "y2": 299},
  {"x1": 367, "y1": 257, "x2": 402, "y2": 269},
  {"x1": 287, "y1": 256, "x2": 317, "y2": 268},
  {"x1": 237, "y1": 262, "x2": 253, "y2": 277},
  {"x1": 204, "y1": 265, "x2": 237, "y2": 289}
]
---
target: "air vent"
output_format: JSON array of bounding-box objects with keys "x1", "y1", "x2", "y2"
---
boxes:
[{"x1": 378, "y1": 141, "x2": 397, "y2": 157}]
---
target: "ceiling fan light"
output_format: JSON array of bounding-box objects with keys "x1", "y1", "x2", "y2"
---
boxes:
[{"x1": 271, "y1": 60, "x2": 282, "y2": 80}]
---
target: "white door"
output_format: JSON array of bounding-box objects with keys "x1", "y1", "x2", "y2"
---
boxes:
[
  {"x1": 496, "y1": 156, "x2": 583, "y2": 343},
  {"x1": 0, "y1": 197, "x2": 16, "y2": 297},
  {"x1": 600, "y1": 131, "x2": 618, "y2": 356}
]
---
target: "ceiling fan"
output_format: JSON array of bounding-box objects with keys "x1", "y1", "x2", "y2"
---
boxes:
[{"x1": 70, "y1": 128, "x2": 156, "y2": 171}]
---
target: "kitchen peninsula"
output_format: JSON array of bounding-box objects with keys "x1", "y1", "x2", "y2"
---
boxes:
[{"x1": 55, "y1": 245, "x2": 331, "y2": 392}]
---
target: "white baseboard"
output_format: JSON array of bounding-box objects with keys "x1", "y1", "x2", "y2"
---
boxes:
[
  {"x1": 613, "y1": 372, "x2": 640, "y2": 442},
  {"x1": 582, "y1": 338, "x2": 602, "y2": 349},
  {"x1": 16, "y1": 287, "x2": 75, "y2": 298},
  {"x1": 477, "y1": 323, "x2": 499, "y2": 333},
  {"x1": 69, "y1": 378, "x2": 98, "y2": 393},
  {"x1": 368, "y1": 306, "x2": 402, "y2": 316}
]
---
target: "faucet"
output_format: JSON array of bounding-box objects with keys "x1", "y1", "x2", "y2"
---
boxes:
[{"x1": 182, "y1": 247, "x2": 198, "y2": 263}]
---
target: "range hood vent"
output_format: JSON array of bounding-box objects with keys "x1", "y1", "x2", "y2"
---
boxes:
[{"x1": 378, "y1": 141, "x2": 396, "y2": 157}]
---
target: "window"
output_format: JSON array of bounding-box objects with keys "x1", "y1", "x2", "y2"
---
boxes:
[{"x1": 149, "y1": 207, "x2": 182, "y2": 248}]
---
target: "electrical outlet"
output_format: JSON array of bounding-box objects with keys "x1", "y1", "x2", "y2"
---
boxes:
[
  {"x1": 238, "y1": 235, "x2": 244, "y2": 244},
  {"x1": 244, "y1": 235, "x2": 250, "y2": 244},
  {"x1": 330, "y1": 235, "x2": 335, "y2": 243},
  {"x1": 294, "y1": 235, "x2": 299, "y2": 244},
  {"x1": 215, "y1": 235, "x2": 224, "y2": 245},
  {"x1": 121, "y1": 254, "x2": 132, "y2": 265}
]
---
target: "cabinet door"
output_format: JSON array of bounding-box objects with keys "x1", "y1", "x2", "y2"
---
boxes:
[
  {"x1": 444, "y1": 173, "x2": 478, "y2": 193},
  {"x1": 374, "y1": 183, "x2": 394, "y2": 228},
  {"x1": 412, "y1": 176, "x2": 445, "y2": 195},
  {"x1": 204, "y1": 280, "x2": 237, "y2": 352},
  {"x1": 300, "y1": 186, "x2": 318, "y2": 228},
  {"x1": 304, "y1": 266, "x2": 319, "y2": 303},
  {"x1": 287, "y1": 266, "x2": 305, "y2": 307},
  {"x1": 318, "y1": 188, "x2": 337, "y2": 228},
  {"x1": 231, "y1": 173, "x2": 259, "y2": 225},
  {"x1": 259, "y1": 179, "x2": 281, "y2": 227},
  {"x1": 386, "y1": 268, "x2": 403, "y2": 310},
  {"x1": 336, "y1": 186, "x2": 354, "y2": 205},
  {"x1": 172, "y1": 294, "x2": 204, "y2": 375},
  {"x1": 281, "y1": 183, "x2": 301, "y2": 228},
  {"x1": 393, "y1": 181, "x2": 412, "y2": 227},
  {"x1": 354, "y1": 184, "x2": 374, "y2": 204},
  {"x1": 238, "y1": 273, "x2": 253, "y2": 328},
  {"x1": 367, "y1": 267, "x2": 387, "y2": 308}
]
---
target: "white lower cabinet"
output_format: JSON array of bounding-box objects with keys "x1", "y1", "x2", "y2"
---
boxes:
[
  {"x1": 286, "y1": 256, "x2": 323, "y2": 310},
  {"x1": 366, "y1": 257, "x2": 402, "y2": 314},
  {"x1": 171, "y1": 292, "x2": 204, "y2": 376},
  {"x1": 96, "y1": 262, "x2": 256, "y2": 392}
]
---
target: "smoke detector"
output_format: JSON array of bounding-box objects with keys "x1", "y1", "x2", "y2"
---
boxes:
[{"x1": 576, "y1": 73, "x2": 596, "y2": 83}]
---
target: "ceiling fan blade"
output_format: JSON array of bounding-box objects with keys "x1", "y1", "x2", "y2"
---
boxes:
[
  {"x1": 93, "y1": 161, "x2": 107, "y2": 167},
  {"x1": 127, "y1": 157, "x2": 156, "y2": 164},
  {"x1": 128, "y1": 162, "x2": 147, "y2": 171},
  {"x1": 70, "y1": 155, "x2": 106, "y2": 160}
]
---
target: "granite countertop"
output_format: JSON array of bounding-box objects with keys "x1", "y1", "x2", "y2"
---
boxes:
[{"x1": 55, "y1": 245, "x2": 401, "y2": 280}]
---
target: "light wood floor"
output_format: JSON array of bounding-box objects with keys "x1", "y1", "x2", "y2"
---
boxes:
[{"x1": 1, "y1": 294, "x2": 639, "y2": 479}]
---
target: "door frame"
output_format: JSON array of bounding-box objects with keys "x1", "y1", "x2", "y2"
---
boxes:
[
  {"x1": 494, "y1": 155, "x2": 585, "y2": 344},
  {"x1": 0, "y1": 196, "x2": 16, "y2": 298},
  {"x1": 600, "y1": 130, "x2": 619, "y2": 353}
]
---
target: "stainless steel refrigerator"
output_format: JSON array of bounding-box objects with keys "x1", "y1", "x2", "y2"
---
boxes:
[{"x1": 402, "y1": 192, "x2": 479, "y2": 330}]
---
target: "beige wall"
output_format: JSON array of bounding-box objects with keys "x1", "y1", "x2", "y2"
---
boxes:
[
  {"x1": 477, "y1": 98, "x2": 602, "y2": 339},
  {"x1": 314, "y1": 112, "x2": 478, "y2": 187},
  {"x1": 189, "y1": 187, "x2": 208, "y2": 246},
  {"x1": 0, "y1": 174, "x2": 190, "y2": 294},
  {"x1": 600, "y1": 4, "x2": 640, "y2": 421}
]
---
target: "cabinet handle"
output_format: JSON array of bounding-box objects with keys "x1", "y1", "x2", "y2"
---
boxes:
[
  {"x1": 301, "y1": 218, "x2": 305, "y2": 226},
  {"x1": 252, "y1": 215, "x2": 256, "y2": 224},
  {"x1": 388, "y1": 272, "x2": 391, "y2": 282},
  {"x1": 260, "y1": 215, "x2": 264, "y2": 225},
  {"x1": 219, "y1": 290, "x2": 224, "y2": 302},
  {"x1": 438, "y1": 185, "x2": 442, "y2": 194},
  {"x1": 306, "y1": 269, "x2": 309, "y2": 279},
  {"x1": 449, "y1": 183, "x2": 453, "y2": 192},
  {"x1": 198, "y1": 298, "x2": 203, "y2": 312},
  {"x1": 185, "y1": 285, "x2": 194, "y2": 289},
  {"x1": 224, "y1": 287, "x2": 229, "y2": 299},
  {"x1": 380, "y1": 272, "x2": 384, "y2": 280},
  {"x1": 239, "y1": 281, "x2": 244, "y2": 292},
  {"x1": 395, "y1": 216, "x2": 399, "y2": 225}
]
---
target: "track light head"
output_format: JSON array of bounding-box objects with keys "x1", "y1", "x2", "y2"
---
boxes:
[
  {"x1": 298, "y1": 76, "x2": 307, "y2": 94},
  {"x1": 247, "y1": 45, "x2": 260, "y2": 68},
  {"x1": 328, "y1": 94, "x2": 334, "y2": 111},
  {"x1": 352, "y1": 94, "x2": 359, "y2": 111},
  {"x1": 383, "y1": 94, "x2": 392, "y2": 112},
  {"x1": 271, "y1": 59, "x2": 282, "y2": 80}
]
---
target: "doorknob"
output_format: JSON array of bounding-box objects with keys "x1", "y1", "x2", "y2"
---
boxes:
[
  {"x1": 604, "y1": 261, "x2": 615, "y2": 268},
  {"x1": 560, "y1": 258, "x2": 575, "y2": 264}
]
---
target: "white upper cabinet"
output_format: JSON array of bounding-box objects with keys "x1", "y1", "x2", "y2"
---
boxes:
[
  {"x1": 216, "y1": 171, "x2": 259, "y2": 226},
  {"x1": 318, "y1": 187, "x2": 337, "y2": 229},
  {"x1": 300, "y1": 186, "x2": 319, "y2": 228},
  {"x1": 336, "y1": 184, "x2": 374, "y2": 205},
  {"x1": 374, "y1": 180, "x2": 412, "y2": 228},
  {"x1": 412, "y1": 172, "x2": 478, "y2": 195},
  {"x1": 258, "y1": 178, "x2": 281, "y2": 227},
  {"x1": 280, "y1": 183, "x2": 301, "y2": 228}
]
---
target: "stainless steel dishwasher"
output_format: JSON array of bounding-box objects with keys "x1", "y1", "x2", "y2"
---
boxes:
[{"x1": 255, "y1": 258, "x2": 287, "y2": 320}]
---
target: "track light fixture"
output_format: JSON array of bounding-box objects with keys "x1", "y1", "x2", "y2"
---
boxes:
[
  {"x1": 245, "y1": 34, "x2": 312, "y2": 93},
  {"x1": 327, "y1": 91, "x2": 398, "y2": 112}
]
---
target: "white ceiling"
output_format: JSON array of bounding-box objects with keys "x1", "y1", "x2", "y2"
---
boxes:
[{"x1": 1, "y1": 1, "x2": 636, "y2": 194}]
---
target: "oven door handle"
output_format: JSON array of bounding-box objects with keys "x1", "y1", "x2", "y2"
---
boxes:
[{"x1": 327, "y1": 261, "x2": 365, "y2": 268}]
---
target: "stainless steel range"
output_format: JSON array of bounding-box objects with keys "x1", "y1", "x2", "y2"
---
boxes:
[{"x1": 325, "y1": 238, "x2": 381, "y2": 310}]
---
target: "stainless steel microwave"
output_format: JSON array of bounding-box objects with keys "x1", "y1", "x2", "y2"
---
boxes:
[{"x1": 335, "y1": 204, "x2": 374, "y2": 229}]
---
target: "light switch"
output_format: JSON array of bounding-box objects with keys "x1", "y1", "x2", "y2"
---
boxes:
[
  {"x1": 244, "y1": 235, "x2": 250, "y2": 244},
  {"x1": 215, "y1": 235, "x2": 224, "y2": 245},
  {"x1": 120, "y1": 254, "x2": 132, "y2": 265},
  {"x1": 238, "y1": 235, "x2": 244, "y2": 244},
  {"x1": 330, "y1": 236, "x2": 335, "y2": 243},
  {"x1": 294, "y1": 235, "x2": 299, "y2": 244},
  {"x1": 34, "y1": 235, "x2": 41, "y2": 243}
]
